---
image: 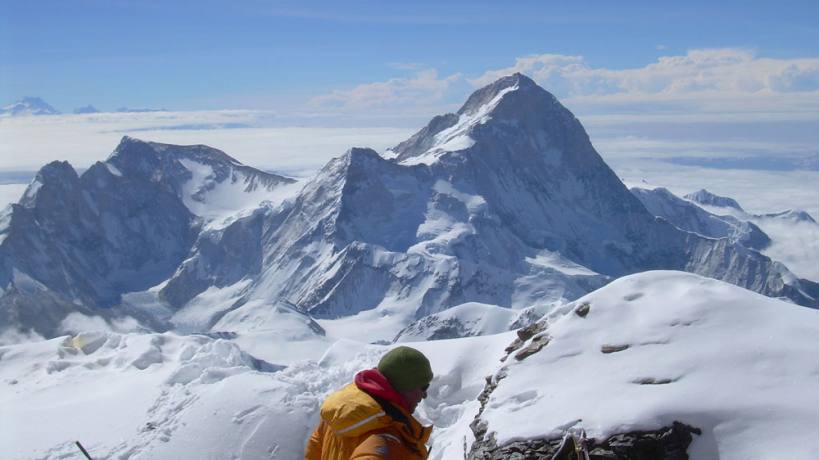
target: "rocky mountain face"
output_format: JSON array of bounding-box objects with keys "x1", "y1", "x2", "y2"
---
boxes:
[
  {"x1": 1, "y1": 74, "x2": 817, "y2": 339},
  {"x1": 182, "y1": 73, "x2": 815, "y2": 334},
  {"x1": 1, "y1": 97, "x2": 60, "y2": 116},
  {"x1": 0, "y1": 137, "x2": 293, "y2": 336}
]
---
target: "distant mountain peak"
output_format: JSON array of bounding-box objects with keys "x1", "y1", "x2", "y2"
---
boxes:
[
  {"x1": 1, "y1": 96, "x2": 60, "y2": 116},
  {"x1": 763, "y1": 209, "x2": 816, "y2": 223},
  {"x1": 110, "y1": 136, "x2": 243, "y2": 168},
  {"x1": 73, "y1": 105, "x2": 100, "y2": 114},
  {"x1": 684, "y1": 189, "x2": 744, "y2": 211}
]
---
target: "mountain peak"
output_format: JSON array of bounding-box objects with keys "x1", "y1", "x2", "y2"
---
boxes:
[
  {"x1": 110, "y1": 136, "x2": 243, "y2": 167},
  {"x1": 19, "y1": 161, "x2": 79, "y2": 207},
  {"x1": 457, "y1": 73, "x2": 541, "y2": 117},
  {"x1": 1, "y1": 96, "x2": 60, "y2": 116},
  {"x1": 389, "y1": 73, "x2": 582, "y2": 165},
  {"x1": 74, "y1": 105, "x2": 100, "y2": 114},
  {"x1": 684, "y1": 189, "x2": 744, "y2": 211}
]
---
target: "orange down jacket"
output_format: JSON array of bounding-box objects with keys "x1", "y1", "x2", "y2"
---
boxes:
[{"x1": 304, "y1": 383, "x2": 432, "y2": 460}]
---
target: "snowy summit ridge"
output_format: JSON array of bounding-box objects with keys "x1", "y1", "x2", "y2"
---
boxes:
[{"x1": 389, "y1": 73, "x2": 568, "y2": 165}]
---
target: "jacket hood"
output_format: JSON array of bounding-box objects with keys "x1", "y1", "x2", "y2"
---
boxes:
[{"x1": 355, "y1": 368, "x2": 411, "y2": 412}]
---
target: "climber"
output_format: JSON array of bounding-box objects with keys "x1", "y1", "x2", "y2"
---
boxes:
[{"x1": 305, "y1": 346, "x2": 434, "y2": 459}]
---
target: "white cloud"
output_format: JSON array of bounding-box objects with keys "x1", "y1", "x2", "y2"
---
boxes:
[
  {"x1": 471, "y1": 48, "x2": 819, "y2": 116},
  {"x1": 0, "y1": 112, "x2": 412, "y2": 174},
  {"x1": 309, "y1": 69, "x2": 462, "y2": 111},
  {"x1": 755, "y1": 220, "x2": 819, "y2": 282}
]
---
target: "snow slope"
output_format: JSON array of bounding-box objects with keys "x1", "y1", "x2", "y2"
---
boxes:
[
  {"x1": 3, "y1": 270, "x2": 818, "y2": 459},
  {"x1": 473, "y1": 271, "x2": 819, "y2": 459}
]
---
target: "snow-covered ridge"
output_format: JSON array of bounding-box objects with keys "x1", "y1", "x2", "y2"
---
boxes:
[
  {"x1": 398, "y1": 84, "x2": 518, "y2": 166},
  {"x1": 631, "y1": 186, "x2": 771, "y2": 250},
  {"x1": 0, "y1": 136, "x2": 300, "y2": 326},
  {"x1": 471, "y1": 271, "x2": 819, "y2": 459},
  {"x1": 684, "y1": 188, "x2": 744, "y2": 211},
  {"x1": 393, "y1": 302, "x2": 548, "y2": 343},
  {"x1": 389, "y1": 73, "x2": 538, "y2": 165},
  {"x1": 664, "y1": 187, "x2": 819, "y2": 281}
]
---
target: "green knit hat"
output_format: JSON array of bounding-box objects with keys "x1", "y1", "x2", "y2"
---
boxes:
[{"x1": 378, "y1": 346, "x2": 434, "y2": 393}]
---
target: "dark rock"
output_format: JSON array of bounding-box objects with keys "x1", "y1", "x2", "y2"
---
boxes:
[
  {"x1": 503, "y1": 321, "x2": 547, "y2": 359},
  {"x1": 468, "y1": 421, "x2": 701, "y2": 459},
  {"x1": 575, "y1": 302, "x2": 591, "y2": 317},
  {"x1": 514, "y1": 333, "x2": 551, "y2": 361},
  {"x1": 601, "y1": 344, "x2": 630, "y2": 354}
]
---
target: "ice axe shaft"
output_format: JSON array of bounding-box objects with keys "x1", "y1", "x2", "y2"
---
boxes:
[{"x1": 75, "y1": 441, "x2": 93, "y2": 460}]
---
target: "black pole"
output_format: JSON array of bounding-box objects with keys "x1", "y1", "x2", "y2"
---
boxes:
[{"x1": 75, "y1": 441, "x2": 93, "y2": 460}]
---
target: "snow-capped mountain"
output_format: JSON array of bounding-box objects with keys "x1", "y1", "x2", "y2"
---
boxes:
[
  {"x1": 0, "y1": 137, "x2": 296, "y2": 337},
  {"x1": 1, "y1": 96, "x2": 60, "y2": 116},
  {"x1": 630, "y1": 187, "x2": 771, "y2": 250},
  {"x1": 676, "y1": 188, "x2": 819, "y2": 282},
  {"x1": 2, "y1": 74, "x2": 818, "y2": 343},
  {"x1": 684, "y1": 188, "x2": 817, "y2": 224},
  {"x1": 684, "y1": 188, "x2": 744, "y2": 211},
  {"x1": 158, "y1": 73, "x2": 818, "y2": 344}
]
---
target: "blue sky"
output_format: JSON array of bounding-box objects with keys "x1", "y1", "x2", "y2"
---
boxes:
[{"x1": 3, "y1": 0, "x2": 819, "y2": 114}]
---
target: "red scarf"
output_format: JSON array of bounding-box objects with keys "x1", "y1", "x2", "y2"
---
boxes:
[{"x1": 354, "y1": 368, "x2": 411, "y2": 412}]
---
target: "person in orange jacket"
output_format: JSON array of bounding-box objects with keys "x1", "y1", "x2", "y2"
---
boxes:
[{"x1": 305, "y1": 346, "x2": 434, "y2": 459}]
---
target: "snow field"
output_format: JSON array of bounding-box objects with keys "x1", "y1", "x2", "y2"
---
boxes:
[{"x1": 479, "y1": 271, "x2": 819, "y2": 459}]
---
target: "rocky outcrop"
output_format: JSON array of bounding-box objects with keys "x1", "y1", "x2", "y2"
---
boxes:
[
  {"x1": 468, "y1": 421, "x2": 701, "y2": 460},
  {"x1": 469, "y1": 311, "x2": 700, "y2": 459}
]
